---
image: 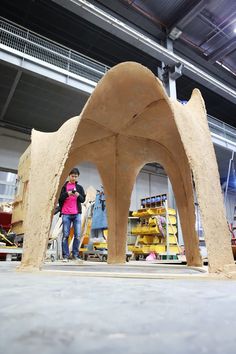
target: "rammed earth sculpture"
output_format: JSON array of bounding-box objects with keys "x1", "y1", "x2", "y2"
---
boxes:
[{"x1": 15, "y1": 62, "x2": 235, "y2": 274}]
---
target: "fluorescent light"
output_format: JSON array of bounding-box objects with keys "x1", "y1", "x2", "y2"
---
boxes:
[{"x1": 216, "y1": 61, "x2": 236, "y2": 77}]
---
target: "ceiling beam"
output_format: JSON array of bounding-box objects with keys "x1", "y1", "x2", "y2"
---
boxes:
[
  {"x1": 93, "y1": 0, "x2": 166, "y2": 40},
  {"x1": 174, "y1": 40, "x2": 236, "y2": 88},
  {"x1": 168, "y1": 0, "x2": 207, "y2": 40},
  {"x1": 0, "y1": 120, "x2": 32, "y2": 135},
  {"x1": 208, "y1": 39, "x2": 236, "y2": 63},
  {"x1": 170, "y1": 0, "x2": 207, "y2": 31},
  {"x1": 0, "y1": 70, "x2": 22, "y2": 121}
]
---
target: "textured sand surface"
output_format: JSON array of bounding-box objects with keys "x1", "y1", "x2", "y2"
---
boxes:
[{"x1": 15, "y1": 62, "x2": 234, "y2": 274}]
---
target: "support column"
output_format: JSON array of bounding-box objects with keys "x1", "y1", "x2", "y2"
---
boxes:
[
  {"x1": 97, "y1": 136, "x2": 135, "y2": 263},
  {"x1": 158, "y1": 39, "x2": 183, "y2": 100},
  {"x1": 160, "y1": 39, "x2": 184, "y2": 250}
]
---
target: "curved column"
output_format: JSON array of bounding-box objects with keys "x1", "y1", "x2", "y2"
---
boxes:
[
  {"x1": 19, "y1": 117, "x2": 80, "y2": 271},
  {"x1": 172, "y1": 90, "x2": 235, "y2": 273},
  {"x1": 68, "y1": 136, "x2": 135, "y2": 263}
]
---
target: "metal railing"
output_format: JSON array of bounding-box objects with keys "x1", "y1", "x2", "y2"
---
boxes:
[
  {"x1": 208, "y1": 115, "x2": 236, "y2": 144},
  {"x1": 0, "y1": 17, "x2": 109, "y2": 83},
  {"x1": 0, "y1": 17, "x2": 236, "y2": 141}
]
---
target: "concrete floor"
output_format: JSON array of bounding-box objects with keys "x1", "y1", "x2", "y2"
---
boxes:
[{"x1": 1, "y1": 261, "x2": 236, "y2": 354}]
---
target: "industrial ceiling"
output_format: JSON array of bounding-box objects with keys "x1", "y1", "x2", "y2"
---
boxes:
[{"x1": 97, "y1": 0, "x2": 236, "y2": 76}]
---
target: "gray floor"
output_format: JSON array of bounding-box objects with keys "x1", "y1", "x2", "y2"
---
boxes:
[{"x1": 1, "y1": 261, "x2": 236, "y2": 354}]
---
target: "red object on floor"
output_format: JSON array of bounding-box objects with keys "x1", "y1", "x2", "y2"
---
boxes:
[{"x1": 0, "y1": 211, "x2": 12, "y2": 232}]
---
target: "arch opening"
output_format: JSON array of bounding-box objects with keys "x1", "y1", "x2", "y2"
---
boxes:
[
  {"x1": 128, "y1": 161, "x2": 201, "y2": 266},
  {"x1": 47, "y1": 161, "x2": 106, "y2": 262}
]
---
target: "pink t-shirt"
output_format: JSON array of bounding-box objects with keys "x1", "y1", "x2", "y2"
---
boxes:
[{"x1": 61, "y1": 182, "x2": 78, "y2": 215}]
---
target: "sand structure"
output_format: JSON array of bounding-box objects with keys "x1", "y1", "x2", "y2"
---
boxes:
[{"x1": 14, "y1": 62, "x2": 235, "y2": 275}]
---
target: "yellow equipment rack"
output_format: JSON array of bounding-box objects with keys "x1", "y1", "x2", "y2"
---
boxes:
[{"x1": 128, "y1": 194, "x2": 181, "y2": 260}]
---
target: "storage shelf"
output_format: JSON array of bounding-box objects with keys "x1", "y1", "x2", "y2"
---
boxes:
[{"x1": 128, "y1": 195, "x2": 181, "y2": 260}]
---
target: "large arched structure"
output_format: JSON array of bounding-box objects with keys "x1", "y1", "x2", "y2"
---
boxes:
[{"x1": 16, "y1": 62, "x2": 235, "y2": 274}]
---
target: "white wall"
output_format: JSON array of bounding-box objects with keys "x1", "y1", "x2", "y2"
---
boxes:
[
  {"x1": 130, "y1": 170, "x2": 168, "y2": 210},
  {"x1": 77, "y1": 162, "x2": 102, "y2": 192},
  {"x1": 0, "y1": 128, "x2": 30, "y2": 171}
]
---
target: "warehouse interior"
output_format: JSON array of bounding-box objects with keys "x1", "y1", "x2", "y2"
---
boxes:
[{"x1": 0, "y1": 1, "x2": 236, "y2": 353}]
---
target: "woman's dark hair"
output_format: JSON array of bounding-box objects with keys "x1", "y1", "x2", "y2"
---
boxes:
[{"x1": 69, "y1": 168, "x2": 80, "y2": 176}]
